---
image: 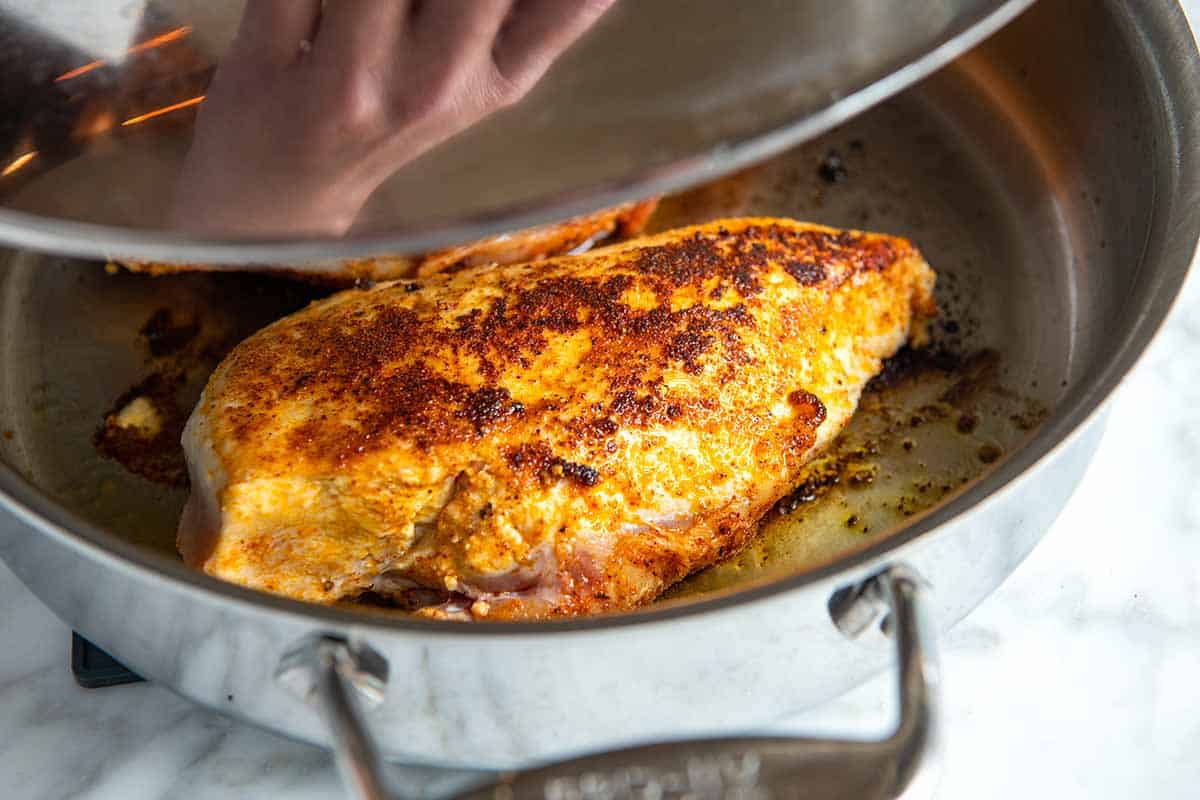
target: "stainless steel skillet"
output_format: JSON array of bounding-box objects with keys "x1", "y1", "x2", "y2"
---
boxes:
[{"x1": 0, "y1": 0, "x2": 1197, "y2": 797}]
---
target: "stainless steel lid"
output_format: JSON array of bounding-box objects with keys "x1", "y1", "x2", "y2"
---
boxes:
[{"x1": 0, "y1": 0, "x2": 1032, "y2": 265}]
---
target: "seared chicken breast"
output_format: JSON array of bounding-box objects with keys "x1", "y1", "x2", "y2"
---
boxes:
[
  {"x1": 119, "y1": 200, "x2": 658, "y2": 283},
  {"x1": 179, "y1": 218, "x2": 936, "y2": 620}
]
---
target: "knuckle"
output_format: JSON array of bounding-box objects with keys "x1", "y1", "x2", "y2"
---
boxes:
[
  {"x1": 488, "y1": 61, "x2": 536, "y2": 107},
  {"x1": 405, "y1": 78, "x2": 461, "y2": 121},
  {"x1": 333, "y1": 69, "x2": 389, "y2": 132}
]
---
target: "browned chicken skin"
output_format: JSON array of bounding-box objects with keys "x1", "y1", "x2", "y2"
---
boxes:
[
  {"x1": 119, "y1": 200, "x2": 659, "y2": 283},
  {"x1": 179, "y1": 218, "x2": 936, "y2": 620}
]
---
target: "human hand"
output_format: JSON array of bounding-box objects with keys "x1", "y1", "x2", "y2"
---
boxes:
[{"x1": 171, "y1": 0, "x2": 615, "y2": 237}]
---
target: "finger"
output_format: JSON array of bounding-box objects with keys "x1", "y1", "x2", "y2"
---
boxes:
[
  {"x1": 492, "y1": 0, "x2": 615, "y2": 87},
  {"x1": 313, "y1": 0, "x2": 411, "y2": 65},
  {"x1": 410, "y1": 0, "x2": 514, "y2": 64},
  {"x1": 233, "y1": 0, "x2": 323, "y2": 66}
]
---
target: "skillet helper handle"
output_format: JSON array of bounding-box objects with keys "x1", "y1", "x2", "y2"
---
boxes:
[
  {"x1": 277, "y1": 637, "x2": 394, "y2": 799},
  {"x1": 299, "y1": 565, "x2": 939, "y2": 800},
  {"x1": 462, "y1": 566, "x2": 939, "y2": 800}
]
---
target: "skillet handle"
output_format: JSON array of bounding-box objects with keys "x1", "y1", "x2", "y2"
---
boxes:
[
  {"x1": 291, "y1": 565, "x2": 938, "y2": 800},
  {"x1": 460, "y1": 566, "x2": 939, "y2": 800},
  {"x1": 277, "y1": 634, "x2": 393, "y2": 799}
]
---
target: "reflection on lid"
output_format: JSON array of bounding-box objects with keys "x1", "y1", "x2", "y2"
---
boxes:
[
  {"x1": 0, "y1": 11, "x2": 211, "y2": 197},
  {"x1": 53, "y1": 60, "x2": 104, "y2": 84},
  {"x1": 122, "y1": 94, "x2": 205, "y2": 128},
  {"x1": 53, "y1": 25, "x2": 194, "y2": 84},
  {"x1": 1, "y1": 150, "x2": 36, "y2": 177}
]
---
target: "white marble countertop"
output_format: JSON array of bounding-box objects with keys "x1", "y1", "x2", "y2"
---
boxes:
[{"x1": 4, "y1": 8, "x2": 1200, "y2": 800}]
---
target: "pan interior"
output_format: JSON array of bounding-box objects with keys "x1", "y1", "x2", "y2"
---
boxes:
[{"x1": 0, "y1": 3, "x2": 1145, "y2": 610}]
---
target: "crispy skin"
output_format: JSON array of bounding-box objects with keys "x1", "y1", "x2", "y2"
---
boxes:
[
  {"x1": 179, "y1": 218, "x2": 936, "y2": 620},
  {"x1": 119, "y1": 200, "x2": 658, "y2": 283}
]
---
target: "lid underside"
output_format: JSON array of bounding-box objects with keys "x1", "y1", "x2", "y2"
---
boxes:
[{"x1": 0, "y1": 0, "x2": 1032, "y2": 265}]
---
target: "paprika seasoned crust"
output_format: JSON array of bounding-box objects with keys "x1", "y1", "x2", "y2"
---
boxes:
[{"x1": 178, "y1": 218, "x2": 937, "y2": 620}]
